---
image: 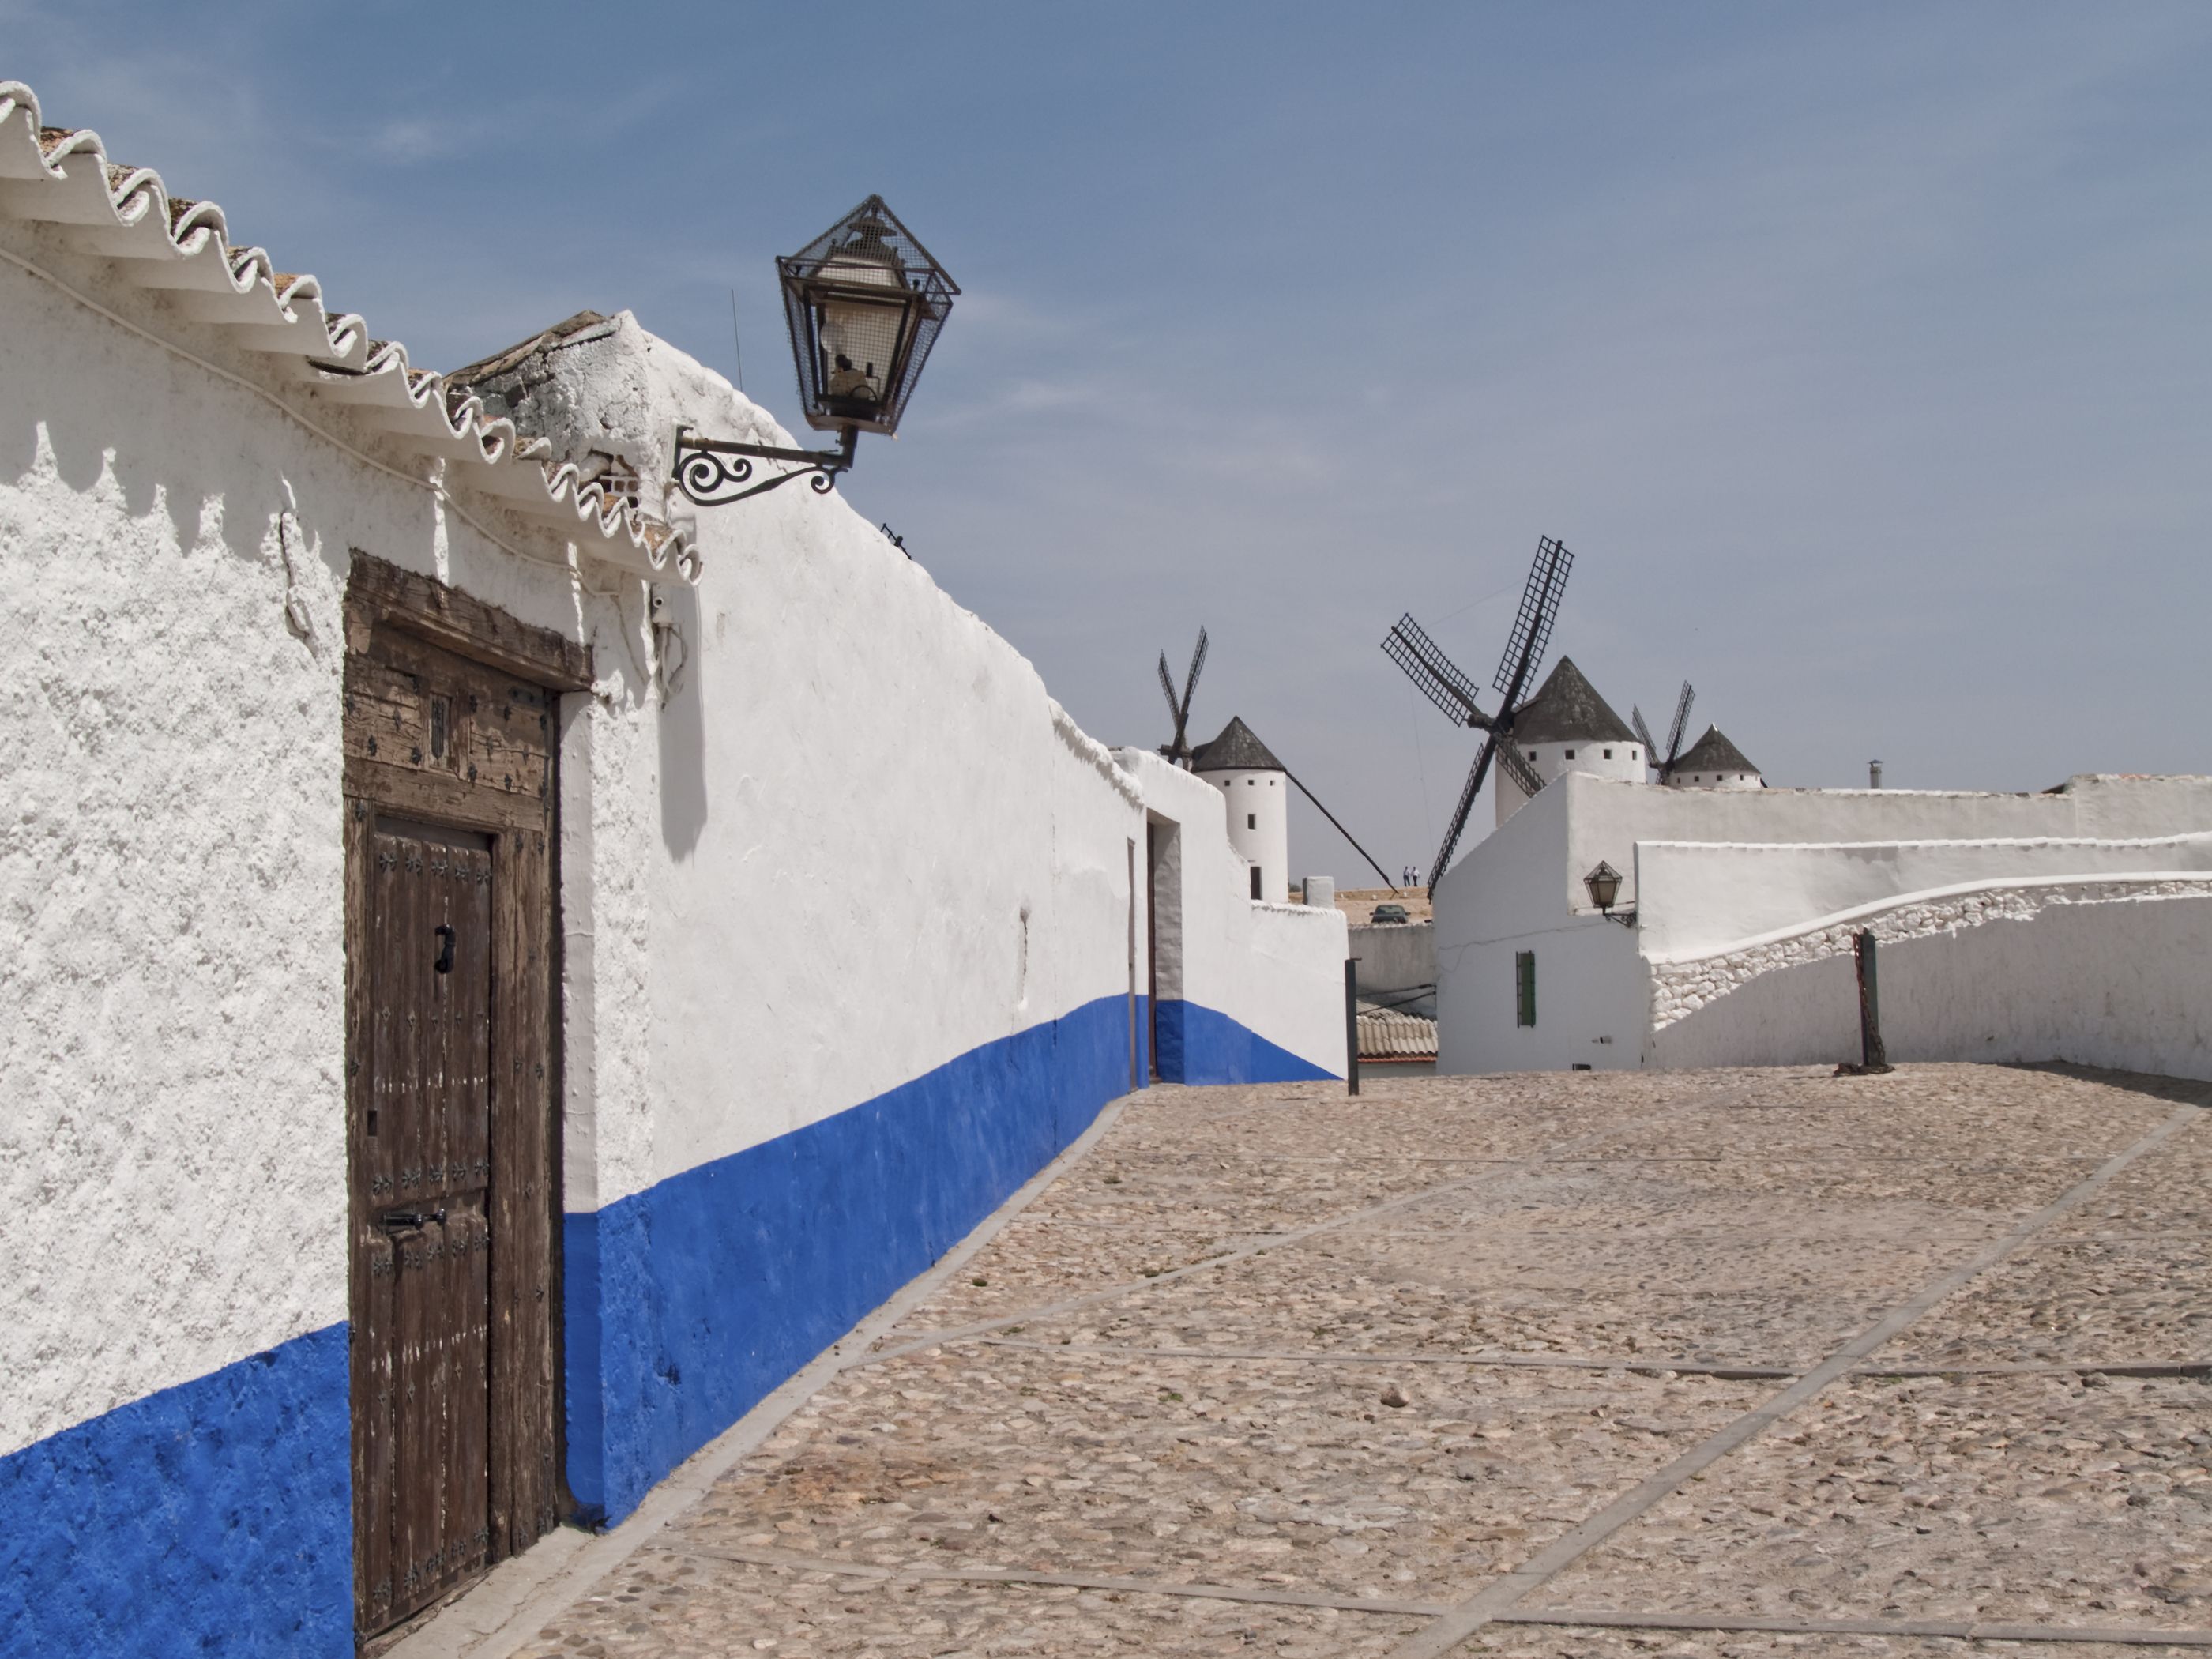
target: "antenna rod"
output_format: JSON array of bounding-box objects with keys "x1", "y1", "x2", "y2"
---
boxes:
[
  {"x1": 1281, "y1": 765, "x2": 1396, "y2": 890},
  {"x1": 729, "y1": 288, "x2": 744, "y2": 393}
]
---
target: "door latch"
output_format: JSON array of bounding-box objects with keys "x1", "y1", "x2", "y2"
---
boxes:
[
  {"x1": 378, "y1": 1206, "x2": 446, "y2": 1232},
  {"x1": 433, "y1": 924, "x2": 456, "y2": 974}
]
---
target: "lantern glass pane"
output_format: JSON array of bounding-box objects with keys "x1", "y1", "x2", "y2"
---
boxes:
[{"x1": 815, "y1": 292, "x2": 908, "y2": 422}]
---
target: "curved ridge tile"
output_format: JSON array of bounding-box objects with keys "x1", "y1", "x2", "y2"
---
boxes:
[{"x1": 0, "y1": 74, "x2": 694, "y2": 580}]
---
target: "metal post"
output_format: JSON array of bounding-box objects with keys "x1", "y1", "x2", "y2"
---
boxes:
[
  {"x1": 1855, "y1": 929, "x2": 1890, "y2": 1073},
  {"x1": 1345, "y1": 957, "x2": 1361, "y2": 1097}
]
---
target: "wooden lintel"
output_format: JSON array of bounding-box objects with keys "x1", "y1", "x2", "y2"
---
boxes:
[
  {"x1": 344, "y1": 754, "x2": 548, "y2": 833},
  {"x1": 347, "y1": 552, "x2": 594, "y2": 691}
]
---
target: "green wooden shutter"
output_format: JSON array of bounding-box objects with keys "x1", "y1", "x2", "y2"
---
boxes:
[{"x1": 1515, "y1": 950, "x2": 1537, "y2": 1027}]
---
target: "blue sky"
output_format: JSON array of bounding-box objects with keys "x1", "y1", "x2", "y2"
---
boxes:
[{"x1": 8, "y1": 5, "x2": 2209, "y2": 882}]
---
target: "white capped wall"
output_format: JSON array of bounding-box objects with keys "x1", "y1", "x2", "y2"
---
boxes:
[
  {"x1": 1123, "y1": 750, "x2": 1346, "y2": 1075},
  {"x1": 1565, "y1": 773, "x2": 2212, "y2": 916},
  {"x1": 528, "y1": 321, "x2": 1147, "y2": 1206},
  {"x1": 1638, "y1": 833, "x2": 2212, "y2": 961},
  {"x1": 1496, "y1": 736, "x2": 1645, "y2": 825}
]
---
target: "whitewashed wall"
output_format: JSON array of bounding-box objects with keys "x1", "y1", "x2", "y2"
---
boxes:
[
  {"x1": 1, "y1": 219, "x2": 1349, "y2": 1654},
  {"x1": 518, "y1": 317, "x2": 1144, "y2": 1210},
  {"x1": 0, "y1": 250, "x2": 362, "y2": 1459},
  {"x1": 1435, "y1": 779, "x2": 1646, "y2": 1073},
  {"x1": 1119, "y1": 749, "x2": 1347, "y2": 1078}
]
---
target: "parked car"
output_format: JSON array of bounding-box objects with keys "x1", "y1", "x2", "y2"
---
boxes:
[{"x1": 1370, "y1": 902, "x2": 1410, "y2": 924}]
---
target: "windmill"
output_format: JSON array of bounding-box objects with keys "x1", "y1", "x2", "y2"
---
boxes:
[
  {"x1": 1631, "y1": 682, "x2": 1696, "y2": 782},
  {"x1": 1382, "y1": 536, "x2": 1574, "y2": 894},
  {"x1": 1157, "y1": 626, "x2": 1209, "y2": 768}
]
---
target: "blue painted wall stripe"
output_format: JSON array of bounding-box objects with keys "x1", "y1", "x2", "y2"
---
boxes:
[
  {"x1": 1154, "y1": 998, "x2": 1337, "y2": 1085},
  {"x1": 0, "y1": 1322, "x2": 352, "y2": 1659},
  {"x1": 559, "y1": 991, "x2": 1330, "y2": 1525},
  {"x1": 561, "y1": 991, "x2": 1136, "y2": 1523}
]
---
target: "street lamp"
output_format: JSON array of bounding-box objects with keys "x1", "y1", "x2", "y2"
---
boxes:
[
  {"x1": 675, "y1": 196, "x2": 959, "y2": 508},
  {"x1": 1583, "y1": 860, "x2": 1635, "y2": 926}
]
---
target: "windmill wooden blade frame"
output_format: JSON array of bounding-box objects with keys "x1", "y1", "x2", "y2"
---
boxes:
[
  {"x1": 1632, "y1": 705, "x2": 1657, "y2": 757},
  {"x1": 1493, "y1": 536, "x2": 1572, "y2": 697},
  {"x1": 1157, "y1": 626, "x2": 1209, "y2": 764},
  {"x1": 1665, "y1": 681, "x2": 1696, "y2": 772},
  {"x1": 1182, "y1": 626, "x2": 1209, "y2": 720},
  {"x1": 1157, "y1": 652, "x2": 1188, "y2": 758},
  {"x1": 1382, "y1": 614, "x2": 1489, "y2": 728},
  {"x1": 1430, "y1": 732, "x2": 1499, "y2": 893},
  {"x1": 1496, "y1": 742, "x2": 1544, "y2": 799}
]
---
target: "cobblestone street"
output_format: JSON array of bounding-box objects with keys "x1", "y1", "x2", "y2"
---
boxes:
[{"x1": 495, "y1": 1066, "x2": 2210, "y2": 1658}]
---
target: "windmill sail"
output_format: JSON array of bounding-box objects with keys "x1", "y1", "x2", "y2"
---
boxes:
[
  {"x1": 1662, "y1": 681, "x2": 1695, "y2": 777},
  {"x1": 1495, "y1": 741, "x2": 1544, "y2": 798},
  {"x1": 1423, "y1": 536, "x2": 1575, "y2": 891},
  {"x1": 1157, "y1": 626, "x2": 1209, "y2": 765},
  {"x1": 1181, "y1": 627, "x2": 1209, "y2": 722},
  {"x1": 1494, "y1": 536, "x2": 1573, "y2": 698},
  {"x1": 1430, "y1": 730, "x2": 1502, "y2": 887},
  {"x1": 1382, "y1": 614, "x2": 1489, "y2": 728}
]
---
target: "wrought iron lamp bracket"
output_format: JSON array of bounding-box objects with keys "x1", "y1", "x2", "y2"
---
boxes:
[
  {"x1": 672, "y1": 424, "x2": 859, "y2": 508},
  {"x1": 1599, "y1": 905, "x2": 1638, "y2": 927}
]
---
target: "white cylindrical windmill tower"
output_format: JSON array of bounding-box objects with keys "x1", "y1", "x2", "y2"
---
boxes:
[
  {"x1": 1495, "y1": 657, "x2": 1646, "y2": 825},
  {"x1": 1191, "y1": 717, "x2": 1290, "y2": 904}
]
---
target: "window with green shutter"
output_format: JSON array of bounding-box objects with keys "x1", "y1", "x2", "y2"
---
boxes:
[{"x1": 1515, "y1": 950, "x2": 1537, "y2": 1027}]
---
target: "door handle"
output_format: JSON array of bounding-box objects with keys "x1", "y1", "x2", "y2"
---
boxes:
[
  {"x1": 378, "y1": 1207, "x2": 446, "y2": 1232},
  {"x1": 433, "y1": 925, "x2": 456, "y2": 974}
]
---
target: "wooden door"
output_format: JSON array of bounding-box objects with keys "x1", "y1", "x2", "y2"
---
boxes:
[
  {"x1": 353, "y1": 821, "x2": 495, "y2": 1629},
  {"x1": 343, "y1": 558, "x2": 583, "y2": 1642}
]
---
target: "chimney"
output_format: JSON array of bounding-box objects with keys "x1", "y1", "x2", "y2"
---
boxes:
[{"x1": 1869, "y1": 760, "x2": 1883, "y2": 789}]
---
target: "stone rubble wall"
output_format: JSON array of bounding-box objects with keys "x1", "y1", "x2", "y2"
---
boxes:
[
  {"x1": 1646, "y1": 878, "x2": 2212, "y2": 1078},
  {"x1": 1649, "y1": 875, "x2": 2212, "y2": 1031}
]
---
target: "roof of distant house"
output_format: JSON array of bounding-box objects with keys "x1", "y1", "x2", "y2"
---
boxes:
[
  {"x1": 1191, "y1": 716, "x2": 1285, "y2": 773},
  {"x1": 1356, "y1": 1002, "x2": 1437, "y2": 1060},
  {"x1": 1672, "y1": 725, "x2": 1761, "y2": 777},
  {"x1": 1512, "y1": 657, "x2": 1637, "y2": 745}
]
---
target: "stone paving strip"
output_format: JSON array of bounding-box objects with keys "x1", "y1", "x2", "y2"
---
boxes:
[
  {"x1": 1389, "y1": 1094, "x2": 2205, "y2": 1659},
  {"x1": 397, "y1": 1065, "x2": 2209, "y2": 1659},
  {"x1": 1528, "y1": 1373, "x2": 2212, "y2": 1633}
]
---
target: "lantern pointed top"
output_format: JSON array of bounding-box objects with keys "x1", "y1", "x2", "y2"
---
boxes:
[{"x1": 785, "y1": 195, "x2": 959, "y2": 295}]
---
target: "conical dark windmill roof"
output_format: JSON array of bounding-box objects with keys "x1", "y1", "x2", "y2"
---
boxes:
[
  {"x1": 1190, "y1": 716, "x2": 1285, "y2": 773},
  {"x1": 1672, "y1": 725, "x2": 1760, "y2": 777},
  {"x1": 1510, "y1": 657, "x2": 1635, "y2": 745}
]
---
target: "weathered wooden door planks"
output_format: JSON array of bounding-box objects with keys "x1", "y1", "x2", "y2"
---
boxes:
[{"x1": 343, "y1": 556, "x2": 585, "y2": 1642}]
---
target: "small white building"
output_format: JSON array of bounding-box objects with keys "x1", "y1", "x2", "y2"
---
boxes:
[
  {"x1": 1666, "y1": 725, "x2": 1763, "y2": 789},
  {"x1": 1436, "y1": 757, "x2": 2212, "y2": 1080},
  {"x1": 1191, "y1": 716, "x2": 1291, "y2": 904}
]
